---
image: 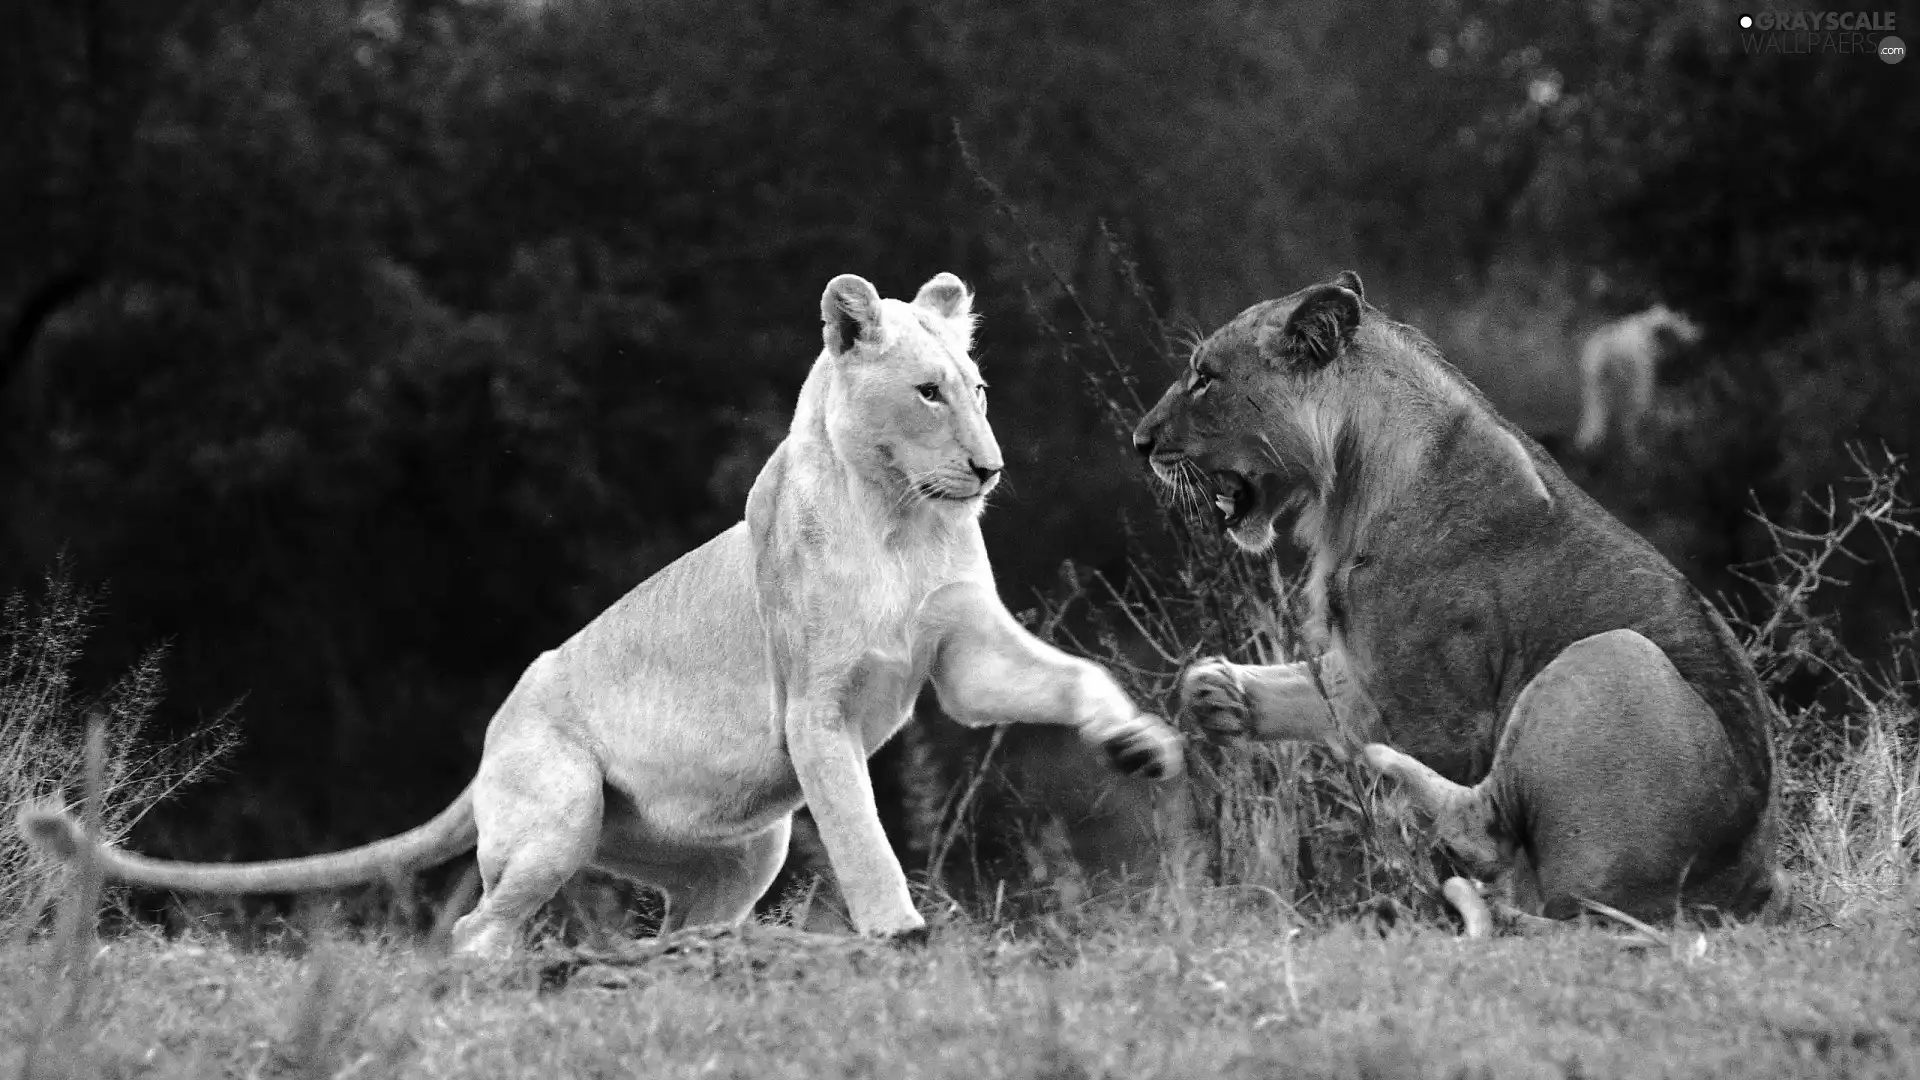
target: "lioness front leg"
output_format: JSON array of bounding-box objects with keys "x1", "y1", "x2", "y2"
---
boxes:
[
  {"x1": 1181, "y1": 658, "x2": 1341, "y2": 745},
  {"x1": 785, "y1": 693, "x2": 925, "y2": 937},
  {"x1": 923, "y1": 582, "x2": 1183, "y2": 780}
]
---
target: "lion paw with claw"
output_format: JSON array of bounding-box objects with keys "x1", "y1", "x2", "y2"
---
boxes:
[
  {"x1": 1181, "y1": 659, "x2": 1252, "y2": 742},
  {"x1": 1098, "y1": 714, "x2": 1185, "y2": 780}
]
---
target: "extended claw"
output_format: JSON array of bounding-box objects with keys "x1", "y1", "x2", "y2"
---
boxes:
[
  {"x1": 1102, "y1": 715, "x2": 1185, "y2": 780},
  {"x1": 1180, "y1": 659, "x2": 1251, "y2": 742}
]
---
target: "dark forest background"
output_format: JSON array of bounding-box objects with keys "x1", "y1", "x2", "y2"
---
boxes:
[{"x1": 2, "y1": 0, "x2": 1915, "y2": 907}]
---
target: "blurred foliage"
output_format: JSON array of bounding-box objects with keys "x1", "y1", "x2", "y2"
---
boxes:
[{"x1": 0, "y1": 0, "x2": 1912, "y2": 879}]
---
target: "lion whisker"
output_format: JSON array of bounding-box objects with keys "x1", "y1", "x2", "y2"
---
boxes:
[
  {"x1": 1174, "y1": 462, "x2": 1199, "y2": 520},
  {"x1": 1173, "y1": 458, "x2": 1212, "y2": 524},
  {"x1": 1182, "y1": 462, "x2": 1207, "y2": 520},
  {"x1": 892, "y1": 469, "x2": 939, "y2": 515},
  {"x1": 1158, "y1": 459, "x2": 1190, "y2": 515}
]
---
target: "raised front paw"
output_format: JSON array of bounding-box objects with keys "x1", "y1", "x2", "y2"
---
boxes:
[
  {"x1": 1180, "y1": 658, "x2": 1251, "y2": 742},
  {"x1": 1101, "y1": 714, "x2": 1185, "y2": 780}
]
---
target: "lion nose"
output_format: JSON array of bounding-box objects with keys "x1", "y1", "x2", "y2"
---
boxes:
[
  {"x1": 969, "y1": 460, "x2": 1002, "y2": 484},
  {"x1": 1132, "y1": 430, "x2": 1156, "y2": 457}
]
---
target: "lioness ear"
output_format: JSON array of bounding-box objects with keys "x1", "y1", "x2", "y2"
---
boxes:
[
  {"x1": 1331, "y1": 270, "x2": 1365, "y2": 303},
  {"x1": 821, "y1": 274, "x2": 883, "y2": 356},
  {"x1": 1263, "y1": 282, "x2": 1363, "y2": 370},
  {"x1": 912, "y1": 272, "x2": 972, "y2": 321}
]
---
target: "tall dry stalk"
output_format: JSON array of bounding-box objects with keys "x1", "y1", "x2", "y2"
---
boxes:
[{"x1": 1, "y1": 562, "x2": 239, "y2": 932}]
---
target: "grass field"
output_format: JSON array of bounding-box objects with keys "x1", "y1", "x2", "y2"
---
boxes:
[{"x1": 5, "y1": 901, "x2": 1919, "y2": 1080}]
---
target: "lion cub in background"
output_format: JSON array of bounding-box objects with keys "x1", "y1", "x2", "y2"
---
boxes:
[
  {"x1": 1133, "y1": 271, "x2": 1783, "y2": 935},
  {"x1": 23, "y1": 272, "x2": 1183, "y2": 958}
]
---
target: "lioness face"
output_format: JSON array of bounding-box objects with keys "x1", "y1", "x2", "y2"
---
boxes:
[
  {"x1": 820, "y1": 273, "x2": 1003, "y2": 512},
  {"x1": 1132, "y1": 272, "x2": 1367, "y2": 553}
]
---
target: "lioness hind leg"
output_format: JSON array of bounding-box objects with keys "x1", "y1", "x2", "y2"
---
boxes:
[
  {"x1": 1360, "y1": 744, "x2": 1507, "y2": 874},
  {"x1": 654, "y1": 817, "x2": 794, "y2": 934},
  {"x1": 451, "y1": 740, "x2": 605, "y2": 960},
  {"x1": 1362, "y1": 744, "x2": 1516, "y2": 936},
  {"x1": 1503, "y1": 629, "x2": 1776, "y2": 923}
]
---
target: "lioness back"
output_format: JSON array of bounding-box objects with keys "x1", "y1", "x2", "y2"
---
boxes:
[
  {"x1": 551, "y1": 522, "x2": 772, "y2": 747},
  {"x1": 523, "y1": 521, "x2": 810, "y2": 831},
  {"x1": 1352, "y1": 416, "x2": 1771, "y2": 814}
]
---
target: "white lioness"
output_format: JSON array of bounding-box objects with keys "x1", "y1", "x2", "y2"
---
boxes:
[
  {"x1": 22, "y1": 272, "x2": 1184, "y2": 957},
  {"x1": 1572, "y1": 303, "x2": 1703, "y2": 456},
  {"x1": 1132, "y1": 272, "x2": 1781, "y2": 935}
]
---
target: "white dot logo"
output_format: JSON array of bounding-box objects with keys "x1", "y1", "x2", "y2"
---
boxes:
[
  {"x1": 1882, "y1": 35, "x2": 1907, "y2": 64},
  {"x1": 1739, "y1": 14, "x2": 1753, "y2": 28}
]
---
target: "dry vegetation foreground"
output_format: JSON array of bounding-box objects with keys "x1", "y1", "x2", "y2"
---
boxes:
[
  {"x1": 5, "y1": 908, "x2": 1918, "y2": 1080},
  {"x1": 5, "y1": 472, "x2": 1916, "y2": 1080}
]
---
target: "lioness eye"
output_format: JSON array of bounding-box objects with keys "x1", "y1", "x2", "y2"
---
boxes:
[
  {"x1": 1191, "y1": 370, "x2": 1214, "y2": 393},
  {"x1": 917, "y1": 383, "x2": 942, "y2": 402}
]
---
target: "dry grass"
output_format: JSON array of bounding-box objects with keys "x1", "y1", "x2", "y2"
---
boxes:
[
  {"x1": 3, "y1": 906, "x2": 1917, "y2": 1079},
  {"x1": 1788, "y1": 705, "x2": 1920, "y2": 925},
  {"x1": 13, "y1": 481, "x2": 1914, "y2": 1080},
  {"x1": 5, "y1": 491, "x2": 1918, "y2": 1079},
  {"x1": 0, "y1": 563, "x2": 238, "y2": 932}
]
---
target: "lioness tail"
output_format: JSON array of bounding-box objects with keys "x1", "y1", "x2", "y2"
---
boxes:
[{"x1": 16, "y1": 786, "x2": 478, "y2": 894}]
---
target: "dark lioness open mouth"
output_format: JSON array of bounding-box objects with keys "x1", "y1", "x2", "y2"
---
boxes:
[{"x1": 1208, "y1": 471, "x2": 1256, "y2": 529}]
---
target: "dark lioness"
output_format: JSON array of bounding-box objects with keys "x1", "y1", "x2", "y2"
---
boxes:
[{"x1": 1132, "y1": 271, "x2": 1784, "y2": 933}]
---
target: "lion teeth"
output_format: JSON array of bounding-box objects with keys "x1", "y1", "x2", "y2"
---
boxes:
[{"x1": 1215, "y1": 494, "x2": 1235, "y2": 516}]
